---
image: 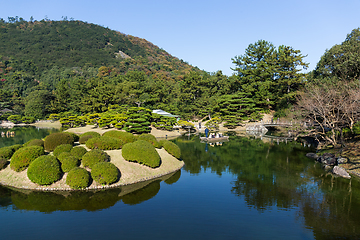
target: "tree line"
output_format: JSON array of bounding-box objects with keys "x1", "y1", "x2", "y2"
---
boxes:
[{"x1": 1, "y1": 17, "x2": 360, "y2": 146}]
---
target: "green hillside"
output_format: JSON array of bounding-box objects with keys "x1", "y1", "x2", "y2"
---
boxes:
[
  {"x1": 0, "y1": 18, "x2": 197, "y2": 77},
  {"x1": 0, "y1": 17, "x2": 309, "y2": 125}
]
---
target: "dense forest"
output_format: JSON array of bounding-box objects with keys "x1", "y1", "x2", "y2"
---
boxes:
[{"x1": 1, "y1": 17, "x2": 360, "y2": 145}]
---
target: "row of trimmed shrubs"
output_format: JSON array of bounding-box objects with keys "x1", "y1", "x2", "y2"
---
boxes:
[
  {"x1": 0, "y1": 130, "x2": 181, "y2": 189},
  {"x1": 0, "y1": 132, "x2": 120, "y2": 189},
  {"x1": 77, "y1": 131, "x2": 181, "y2": 168}
]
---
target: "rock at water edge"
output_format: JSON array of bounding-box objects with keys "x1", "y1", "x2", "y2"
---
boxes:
[
  {"x1": 332, "y1": 166, "x2": 351, "y2": 179},
  {"x1": 306, "y1": 153, "x2": 318, "y2": 159}
]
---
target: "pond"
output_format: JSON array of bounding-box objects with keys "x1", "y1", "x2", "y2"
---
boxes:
[
  {"x1": 0, "y1": 126, "x2": 59, "y2": 148},
  {"x1": 1, "y1": 129, "x2": 360, "y2": 239}
]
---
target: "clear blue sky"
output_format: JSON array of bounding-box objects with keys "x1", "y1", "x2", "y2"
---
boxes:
[{"x1": 1, "y1": 0, "x2": 359, "y2": 76}]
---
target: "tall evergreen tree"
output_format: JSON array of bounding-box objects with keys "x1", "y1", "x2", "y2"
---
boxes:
[
  {"x1": 232, "y1": 40, "x2": 308, "y2": 111},
  {"x1": 232, "y1": 40, "x2": 277, "y2": 110},
  {"x1": 275, "y1": 45, "x2": 308, "y2": 107}
]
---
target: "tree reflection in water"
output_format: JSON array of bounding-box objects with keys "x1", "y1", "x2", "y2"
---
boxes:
[{"x1": 174, "y1": 134, "x2": 360, "y2": 239}]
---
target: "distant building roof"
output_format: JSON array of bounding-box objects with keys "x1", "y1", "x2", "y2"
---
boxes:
[{"x1": 152, "y1": 109, "x2": 179, "y2": 118}]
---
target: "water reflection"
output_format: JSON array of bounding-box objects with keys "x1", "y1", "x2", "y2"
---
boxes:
[
  {"x1": 174, "y1": 134, "x2": 360, "y2": 239},
  {"x1": 0, "y1": 170, "x2": 181, "y2": 212},
  {"x1": 0, "y1": 126, "x2": 59, "y2": 148}
]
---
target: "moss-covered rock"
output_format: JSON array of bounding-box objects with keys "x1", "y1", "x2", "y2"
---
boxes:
[
  {"x1": 159, "y1": 140, "x2": 181, "y2": 159},
  {"x1": 85, "y1": 136, "x2": 123, "y2": 150},
  {"x1": 91, "y1": 162, "x2": 119, "y2": 185},
  {"x1": 27, "y1": 155, "x2": 62, "y2": 185},
  {"x1": 70, "y1": 146, "x2": 87, "y2": 159},
  {"x1": 53, "y1": 144, "x2": 73, "y2": 157},
  {"x1": 44, "y1": 132, "x2": 74, "y2": 152},
  {"x1": 137, "y1": 133, "x2": 161, "y2": 148},
  {"x1": 102, "y1": 130, "x2": 136, "y2": 144},
  {"x1": 122, "y1": 140, "x2": 161, "y2": 168},
  {"x1": 82, "y1": 149, "x2": 110, "y2": 169},
  {"x1": 10, "y1": 146, "x2": 45, "y2": 172},
  {"x1": 66, "y1": 167, "x2": 91, "y2": 189}
]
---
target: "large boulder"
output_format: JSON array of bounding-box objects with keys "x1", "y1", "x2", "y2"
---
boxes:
[
  {"x1": 317, "y1": 153, "x2": 337, "y2": 166},
  {"x1": 332, "y1": 166, "x2": 351, "y2": 179},
  {"x1": 306, "y1": 153, "x2": 318, "y2": 159}
]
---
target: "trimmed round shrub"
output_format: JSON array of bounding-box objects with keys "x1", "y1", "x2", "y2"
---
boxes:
[
  {"x1": 0, "y1": 146, "x2": 15, "y2": 159},
  {"x1": 27, "y1": 155, "x2": 62, "y2": 185},
  {"x1": 66, "y1": 167, "x2": 90, "y2": 189},
  {"x1": 61, "y1": 155, "x2": 79, "y2": 172},
  {"x1": 53, "y1": 144, "x2": 73, "y2": 157},
  {"x1": 23, "y1": 139, "x2": 44, "y2": 148},
  {"x1": 122, "y1": 140, "x2": 161, "y2": 168},
  {"x1": 65, "y1": 132, "x2": 79, "y2": 142},
  {"x1": 57, "y1": 152, "x2": 73, "y2": 163},
  {"x1": 44, "y1": 132, "x2": 74, "y2": 152},
  {"x1": 137, "y1": 134, "x2": 161, "y2": 148},
  {"x1": 70, "y1": 146, "x2": 87, "y2": 159},
  {"x1": 0, "y1": 158, "x2": 8, "y2": 170},
  {"x1": 10, "y1": 144, "x2": 23, "y2": 152},
  {"x1": 82, "y1": 149, "x2": 110, "y2": 169},
  {"x1": 10, "y1": 146, "x2": 45, "y2": 172},
  {"x1": 159, "y1": 140, "x2": 181, "y2": 159},
  {"x1": 85, "y1": 136, "x2": 123, "y2": 150},
  {"x1": 91, "y1": 162, "x2": 119, "y2": 185},
  {"x1": 102, "y1": 130, "x2": 136, "y2": 144},
  {"x1": 79, "y1": 135, "x2": 94, "y2": 144}
]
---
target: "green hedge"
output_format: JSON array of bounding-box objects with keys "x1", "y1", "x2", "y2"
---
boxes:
[
  {"x1": 85, "y1": 136, "x2": 123, "y2": 150},
  {"x1": 10, "y1": 146, "x2": 45, "y2": 172},
  {"x1": 53, "y1": 144, "x2": 73, "y2": 157},
  {"x1": 23, "y1": 139, "x2": 44, "y2": 148},
  {"x1": 122, "y1": 140, "x2": 161, "y2": 168},
  {"x1": 27, "y1": 155, "x2": 62, "y2": 185},
  {"x1": 91, "y1": 162, "x2": 119, "y2": 185},
  {"x1": 70, "y1": 146, "x2": 87, "y2": 159},
  {"x1": 0, "y1": 145, "x2": 23, "y2": 159},
  {"x1": 137, "y1": 134, "x2": 161, "y2": 148},
  {"x1": 159, "y1": 140, "x2": 181, "y2": 159},
  {"x1": 44, "y1": 132, "x2": 74, "y2": 152},
  {"x1": 66, "y1": 167, "x2": 91, "y2": 189},
  {"x1": 82, "y1": 149, "x2": 110, "y2": 169},
  {"x1": 102, "y1": 130, "x2": 136, "y2": 143},
  {"x1": 0, "y1": 146, "x2": 16, "y2": 159},
  {"x1": 57, "y1": 152, "x2": 73, "y2": 163},
  {"x1": 60, "y1": 155, "x2": 79, "y2": 172},
  {"x1": 79, "y1": 135, "x2": 94, "y2": 144},
  {"x1": 0, "y1": 158, "x2": 8, "y2": 170},
  {"x1": 66, "y1": 132, "x2": 79, "y2": 142}
]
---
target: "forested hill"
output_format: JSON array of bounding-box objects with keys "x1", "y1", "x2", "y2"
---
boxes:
[
  {"x1": 0, "y1": 17, "x2": 312, "y2": 124},
  {"x1": 0, "y1": 18, "x2": 197, "y2": 76}
]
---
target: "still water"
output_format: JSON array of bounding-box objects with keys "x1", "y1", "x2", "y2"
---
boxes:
[{"x1": 1, "y1": 128, "x2": 360, "y2": 239}]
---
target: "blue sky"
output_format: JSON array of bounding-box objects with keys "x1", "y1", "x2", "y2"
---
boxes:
[{"x1": 1, "y1": 0, "x2": 359, "y2": 76}]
